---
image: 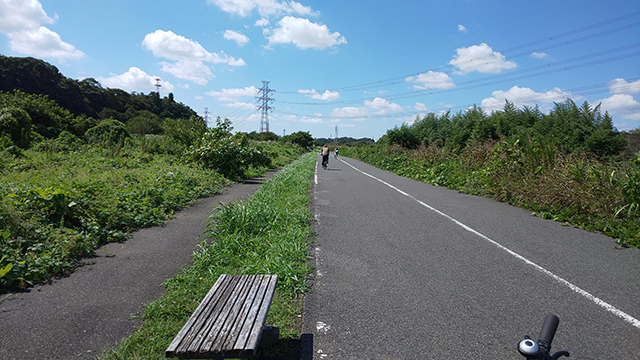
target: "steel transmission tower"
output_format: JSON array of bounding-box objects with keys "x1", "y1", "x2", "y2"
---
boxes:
[{"x1": 256, "y1": 81, "x2": 275, "y2": 133}]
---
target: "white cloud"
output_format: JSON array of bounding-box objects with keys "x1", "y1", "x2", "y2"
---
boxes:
[
  {"x1": 160, "y1": 59, "x2": 214, "y2": 85},
  {"x1": 142, "y1": 30, "x2": 245, "y2": 85},
  {"x1": 97, "y1": 67, "x2": 175, "y2": 92},
  {"x1": 298, "y1": 89, "x2": 340, "y2": 100},
  {"x1": 415, "y1": 102, "x2": 428, "y2": 111},
  {"x1": 608, "y1": 78, "x2": 640, "y2": 95},
  {"x1": 481, "y1": 85, "x2": 579, "y2": 112},
  {"x1": 255, "y1": 18, "x2": 269, "y2": 27},
  {"x1": 224, "y1": 29, "x2": 249, "y2": 46},
  {"x1": 206, "y1": 86, "x2": 259, "y2": 101},
  {"x1": 0, "y1": 0, "x2": 84, "y2": 61},
  {"x1": 449, "y1": 43, "x2": 516, "y2": 75},
  {"x1": 331, "y1": 97, "x2": 403, "y2": 120},
  {"x1": 598, "y1": 93, "x2": 640, "y2": 122},
  {"x1": 220, "y1": 101, "x2": 256, "y2": 109},
  {"x1": 405, "y1": 71, "x2": 455, "y2": 90},
  {"x1": 299, "y1": 117, "x2": 338, "y2": 124},
  {"x1": 365, "y1": 97, "x2": 403, "y2": 114},
  {"x1": 266, "y1": 16, "x2": 346, "y2": 50},
  {"x1": 0, "y1": 0, "x2": 53, "y2": 33},
  {"x1": 457, "y1": 24, "x2": 467, "y2": 33},
  {"x1": 531, "y1": 52, "x2": 547, "y2": 59},
  {"x1": 207, "y1": 0, "x2": 318, "y2": 17}
]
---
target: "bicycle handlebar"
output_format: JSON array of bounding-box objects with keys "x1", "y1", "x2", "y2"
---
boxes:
[
  {"x1": 518, "y1": 314, "x2": 570, "y2": 360},
  {"x1": 537, "y1": 314, "x2": 559, "y2": 352}
]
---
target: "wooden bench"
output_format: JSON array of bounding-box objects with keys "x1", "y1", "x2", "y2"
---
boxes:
[{"x1": 165, "y1": 274, "x2": 278, "y2": 359}]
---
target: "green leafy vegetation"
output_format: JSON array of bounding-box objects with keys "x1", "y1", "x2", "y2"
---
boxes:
[
  {"x1": 342, "y1": 100, "x2": 640, "y2": 247},
  {"x1": 0, "y1": 146, "x2": 232, "y2": 289},
  {"x1": 0, "y1": 61, "x2": 308, "y2": 291},
  {"x1": 98, "y1": 152, "x2": 316, "y2": 360}
]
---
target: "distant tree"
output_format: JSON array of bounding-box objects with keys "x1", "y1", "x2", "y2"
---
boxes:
[
  {"x1": 624, "y1": 128, "x2": 640, "y2": 156},
  {"x1": 0, "y1": 90, "x2": 72, "y2": 139},
  {"x1": 0, "y1": 55, "x2": 197, "y2": 123},
  {"x1": 0, "y1": 106, "x2": 32, "y2": 148},
  {"x1": 163, "y1": 115, "x2": 207, "y2": 149},
  {"x1": 85, "y1": 118, "x2": 130, "y2": 145},
  {"x1": 386, "y1": 123, "x2": 420, "y2": 148},
  {"x1": 67, "y1": 114, "x2": 99, "y2": 138},
  {"x1": 287, "y1": 131, "x2": 314, "y2": 148},
  {"x1": 126, "y1": 110, "x2": 162, "y2": 135},
  {"x1": 256, "y1": 131, "x2": 279, "y2": 141}
]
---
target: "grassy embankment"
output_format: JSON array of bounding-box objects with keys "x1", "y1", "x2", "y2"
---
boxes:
[
  {"x1": 340, "y1": 142, "x2": 640, "y2": 247},
  {"x1": 0, "y1": 139, "x2": 304, "y2": 291},
  {"x1": 98, "y1": 151, "x2": 316, "y2": 359}
]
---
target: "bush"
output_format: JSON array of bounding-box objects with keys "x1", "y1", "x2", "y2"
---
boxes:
[
  {"x1": 0, "y1": 106, "x2": 32, "y2": 148},
  {"x1": 126, "y1": 110, "x2": 162, "y2": 135},
  {"x1": 187, "y1": 118, "x2": 272, "y2": 179},
  {"x1": 34, "y1": 131, "x2": 83, "y2": 152},
  {"x1": 85, "y1": 118, "x2": 130, "y2": 145},
  {"x1": 162, "y1": 116, "x2": 207, "y2": 149}
]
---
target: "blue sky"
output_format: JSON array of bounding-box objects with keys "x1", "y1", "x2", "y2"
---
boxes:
[{"x1": 1, "y1": 0, "x2": 639, "y2": 140}]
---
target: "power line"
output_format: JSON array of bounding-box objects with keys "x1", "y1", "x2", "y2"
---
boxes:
[
  {"x1": 278, "y1": 11, "x2": 640, "y2": 96},
  {"x1": 278, "y1": 44, "x2": 640, "y2": 107},
  {"x1": 277, "y1": 78, "x2": 640, "y2": 121}
]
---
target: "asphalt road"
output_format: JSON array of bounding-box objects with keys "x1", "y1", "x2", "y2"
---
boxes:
[
  {"x1": 0, "y1": 169, "x2": 280, "y2": 360},
  {"x1": 303, "y1": 155, "x2": 640, "y2": 359}
]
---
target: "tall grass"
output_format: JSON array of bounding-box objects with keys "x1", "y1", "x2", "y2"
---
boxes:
[
  {"x1": 0, "y1": 146, "x2": 231, "y2": 289},
  {"x1": 98, "y1": 152, "x2": 316, "y2": 360}
]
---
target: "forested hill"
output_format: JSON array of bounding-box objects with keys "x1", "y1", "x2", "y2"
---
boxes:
[{"x1": 0, "y1": 55, "x2": 196, "y2": 121}]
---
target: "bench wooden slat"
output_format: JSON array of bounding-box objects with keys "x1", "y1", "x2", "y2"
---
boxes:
[
  {"x1": 239, "y1": 275, "x2": 277, "y2": 353},
  {"x1": 165, "y1": 274, "x2": 234, "y2": 357},
  {"x1": 220, "y1": 275, "x2": 265, "y2": 352},
  {"x1": 165, "y1": 274, "x2": 278, "y2": 359},
  {"x1": 189, "y1": 275, "x2": 247, "y2": 356},
  {"x1": 202, "y1": 275, "x2": 254, "y2": 356},
  {"x1": 230, "y1": 275, "x2": 271, "y2": 351}
]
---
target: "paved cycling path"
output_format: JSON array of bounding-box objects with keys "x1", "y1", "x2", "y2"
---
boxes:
[
  {"x1": 0, "y1": 169, "x2": 280, "y2": 360},
  {"x1": 304, "y1": 156, "x2": 640, "y2": 359}
]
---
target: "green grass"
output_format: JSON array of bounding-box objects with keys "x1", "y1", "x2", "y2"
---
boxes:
[
  {"x1": 0, "y1": 139, "x2": 307, "y2": 291},
  {"x1": 97, "y1": 152, "x2": 317, "y2": 360},
  {"x1": 0, "y1": 147, "x2": 232, "y2": 289}
]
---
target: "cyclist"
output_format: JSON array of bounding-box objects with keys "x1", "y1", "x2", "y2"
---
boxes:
[
  {"x1": 334, "y1": 147, "x2": 339, "y2": 159},
  {"x1": 321, "y1": 144, "x2": 330, "y2": 169}
]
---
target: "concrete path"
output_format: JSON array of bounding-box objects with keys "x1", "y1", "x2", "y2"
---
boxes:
[
  {"x1": 0, "y1": 169, "x2": 280, "y2": 360},
  {"x1": 304, "y1": 156, "x2": 640, "y2": 359}
]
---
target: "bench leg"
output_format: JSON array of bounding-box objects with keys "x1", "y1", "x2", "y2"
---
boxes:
[{"x1": 260, "y1": 326, "x2": 280, "y2": 345}]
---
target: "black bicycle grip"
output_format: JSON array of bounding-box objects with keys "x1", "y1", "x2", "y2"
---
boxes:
[{"x1": 537, "y1": 314, "x2": 559, "y2": 350}]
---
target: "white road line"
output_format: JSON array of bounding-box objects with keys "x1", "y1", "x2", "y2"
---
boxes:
[
  {"x1": 314, "y1": 155, "x2": 318, "y2": 185},
  {"x1": 339, "y1": 158, "x2": 640, "y2": 330}
]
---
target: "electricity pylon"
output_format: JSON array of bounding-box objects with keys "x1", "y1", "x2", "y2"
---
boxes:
[{"x1": 256, "y1": 81, "x2": 275, "y2": 133}]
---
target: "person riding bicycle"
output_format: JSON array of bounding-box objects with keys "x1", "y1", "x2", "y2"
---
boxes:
[
  {"x1": 321, "y1": 144, "x2": 330, "y2": 169},
  {"x1": 334, "y1": 147, "x2": 339, "y2": 159}
]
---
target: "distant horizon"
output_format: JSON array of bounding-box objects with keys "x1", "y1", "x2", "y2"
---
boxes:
[{"x1": 1, "y1": 0, "x2": 638, "y2": 139}]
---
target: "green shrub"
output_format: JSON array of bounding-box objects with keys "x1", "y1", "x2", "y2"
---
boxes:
[
  {"x1": 34, "y1": 131, "x2": 83, "y2": 152},
  {"x1": 0, "y1": 106, "x2": 32, "y2": 148},
  {"x1": 187, "y1": 118, "x2": 272, "y2": 179},
  {"x1": 86, "y1": 118, "x2": 130, "y2": 145}
]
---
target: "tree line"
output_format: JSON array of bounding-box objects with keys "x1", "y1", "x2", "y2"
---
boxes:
[
  {"x1": 382, "y1": 100, "x2": 637, "y2": 159},
  {"x1": 0, "y1": 55, "x2": 198, "y2": 147}
]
